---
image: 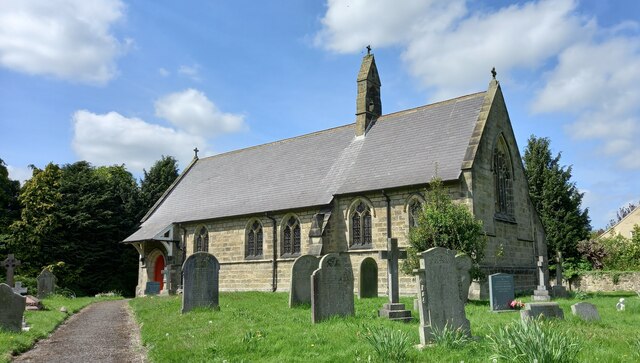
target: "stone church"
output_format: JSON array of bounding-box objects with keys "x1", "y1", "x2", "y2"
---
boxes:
[{"x1": 124, "y1": 53, "x2": 548, "y2": 298}]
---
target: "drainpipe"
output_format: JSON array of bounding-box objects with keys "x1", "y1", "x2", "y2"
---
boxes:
[
  {"x1": 266, "y1": 213, "x2": 278, "y2": 292},
  {"x1": 381, "y1": 190, "x2": 391, "y2": 238},
  {"x1": 178, "y1": 224, "x2": 187, "y2": 290}
]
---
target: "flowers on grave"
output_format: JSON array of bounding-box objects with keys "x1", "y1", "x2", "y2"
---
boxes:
[{"x1": 509, "y1": 300, "x2": 525, "y2": 310}]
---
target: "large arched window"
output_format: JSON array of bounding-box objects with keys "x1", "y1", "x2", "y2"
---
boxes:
[
  {"x1": 350, "y1": 200, "x2": 372, "y2": 248},
  {"x1": 195, "y1": 226, "x2": 209, "y2": 252},
  {"x1": 282, "y1": 216, "x2": 301, "y2": 256},
  {"x1": 494, "y1": 135, "x2": 514, "y2": 220},
  {"x1": 407, "y1": 197, "x2": 423, "y2": 230},
  {"x1": 246, "y1": 220, "x2": 263, "y2": 258}
]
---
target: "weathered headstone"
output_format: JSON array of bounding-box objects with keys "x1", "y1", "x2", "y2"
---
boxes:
[
  {"x1": 160, "y1": 265, "x2": 172, "y2": 295},
  {"x1": 289, "y1": 255, "x2": 319, "y2": 307},
  {"x1": 416, "y1": 247, "x2": 471, "y2": 346},
  {"x1": 2, "y1": 254, "x2": 21, "y2": 287},
  {"x1": 13, "y1": 281, "x2": 27, "y2": 295},
  {"x1": 520, "y1": 302, "x2": 564, "y2": 320},
  {"x1": 25, "y1": 295, "x2": 43, "y2": 311},
  {"x1": 37, "y1": 269, "x2": 56, "y2": 299},
  {"x1": 358, "y1": 257, "x2": 378, "y2": 298},
  {"x1": 311, "y1": 253, "x2": 354, "y2": 323},
  {"x1": 552, "y1": 251, "x2": 568, "y2": 298},
  {"x1": 378, "y1": 238, "x2": 411, "y2": 322},
  {"x1": 532, "y1": 255, "x2": 550, "y2": 301},
  {"x1": 571, "y1": 302, "x2": 600, "y2": 321},
  {"x1": 145, "y1": 281, "x2": 161, "y2": 295},
  {"x1": 489, "y1": 273, "x2": 515, "y2": 311},
  {"x1": 0, "y1": 283, "x2": 26, "y2": 332},
  {"x1": 456, "y1": 253, "x2": 472, "y2": 304},
  {"x1": 181, "y1": 252, "x2": 220, "y2": 313}
]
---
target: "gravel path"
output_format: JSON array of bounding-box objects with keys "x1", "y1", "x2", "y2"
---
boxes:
[{"x1": 13, "y1": 299, "x2": 146, "y2": 363}]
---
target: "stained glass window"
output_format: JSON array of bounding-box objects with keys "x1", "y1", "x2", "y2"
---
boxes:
[
  {"x1": 494, "y1": 137, "x2": 514, "y2": 219},
  {"x1": 351, "y1": 201, "x2": 372, "y2": 248},
  {"x1": 282, "y1": 216, "x2": 301, "y2": 256},
  {"x1": 246, "y1": 220, "x2": 263, "y2": 258},
  {"x1": 195, "y1": 226, "x2": 209, "y2": 252},
  {"x1": 408, "y1": 198, "x2": 422, "y2": 229}
]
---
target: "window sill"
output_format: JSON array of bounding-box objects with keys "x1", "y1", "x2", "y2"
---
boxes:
[
  {"x1": 494, "y1": 213, "x2": 516, "y2": 224},
  {"x1": 280, "y1": 253, "x2": 301, "y2": 259},
  {"x1": 349, "y1": 244, "x2": 373, "y2": 251},
  {"x1": 244, "y1": 255, "x2": 264, "y2": 261}
]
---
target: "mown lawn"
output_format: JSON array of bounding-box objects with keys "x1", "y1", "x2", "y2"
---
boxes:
[
  {"x1": 130, "y1": 291, "x2": 640, "y2": 363},
  {"x1": 0, "y1": 294, "x2": 122, "y2": 363}
]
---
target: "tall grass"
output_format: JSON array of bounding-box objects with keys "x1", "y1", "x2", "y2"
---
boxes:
[
  {"x1": 361, "y1": 325, "x2": 412, "y2": 362},
  {"x1": 430, "y1": 324, "x2": 471, "y2": 349},
  {"x1": 487, "y1": 317, "x2": 581, "y2": 363}
]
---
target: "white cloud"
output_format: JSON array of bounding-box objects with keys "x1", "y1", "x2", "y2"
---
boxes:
[
  {"x1": 0, "y1": 0, "x2": 127, "y2": 85},
  {"x1": 154, "y1": 89, "x2": 246, "y2": 137},
  {"x1": 72, "y1": 110, "x2": 205, "y2": 173},
  {"x1": 6, "y1": 165, "x2": 33, "y2": 185},
  {"x1": 158, "y1": 68, "x2": 170, "y2": 77},
  {"x1": 178, "y1": 64, "x2": 201, "y2": 81}
]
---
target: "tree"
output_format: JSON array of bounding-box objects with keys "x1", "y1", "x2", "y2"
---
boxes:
[
  {"x1": 523, "y1": 136, "x2": 591, "y2": 260},
  {"x1": 0, "y1": 158, "x2": 21, "y2": 254},
  {"x1": 140, "y1": 155, "x2": 179, "y2": 212},
  {"x1": 402, "y1": 178, "x2": 487, "y2": 278},
  {"x1": 606, "y1": 201, "x2": 639, "y2": 229}
]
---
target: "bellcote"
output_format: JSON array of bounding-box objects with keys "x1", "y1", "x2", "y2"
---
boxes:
[{"x1": 355, "y1": 52, "x2": 381, "y2": 136}]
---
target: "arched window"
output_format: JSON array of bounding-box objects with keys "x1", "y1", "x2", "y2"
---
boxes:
[
  {"x1": 246, "y1": 220, "x2": 263, "y2": 258},
  {"x1": 494, "y1": 136, "x2": 514, "y2": 219},
  {"x1": 282, "y1": 216, "x2": 301, "y2": 256},
  {"x1": 351, "y1": 200, "x2": 372, "y2": 248},
  {"x1": 195, "y1": 226, "x2": 209, "y2": 252},
  {"x1": 408, "y1": 198, "x2": 423, "y2": 230}
]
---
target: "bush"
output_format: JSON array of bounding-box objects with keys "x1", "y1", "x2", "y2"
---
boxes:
[
  {"x1": 593, "y1": 226, "x2": 640, "y2": 271},
  {"x1": 487, "y1": 317, "x2": 582, "y2": 363},
  {"x1": 362, "y1": 325, "x2": 412, "y2": 362},
  {"x1": 402, "y1": 178, "x2": 486, "y2": 278}
]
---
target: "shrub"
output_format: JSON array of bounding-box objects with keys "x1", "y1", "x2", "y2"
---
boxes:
[
  {"x1": 576, "y1": 239, "x2": 607, "y2": 270},
  {"x1": 430, "y1": 324, "x2": 471, "y2": 349},
  {"x1": 362, "y1": 325, "x2": 412, "y2": 363},
  {"x1": 487, "y1": 317, "x2": 582, "y2": 363},
  {"x1": 596, "y1": 227, "x2": 640, "y2": 271},
  {"x1": 402, "y1": 177, "x2": 487, "y2": 278}
]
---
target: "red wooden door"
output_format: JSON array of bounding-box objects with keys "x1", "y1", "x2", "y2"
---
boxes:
[{"x1": 154, "y1": 255, "x2": 165, "y2": 291}]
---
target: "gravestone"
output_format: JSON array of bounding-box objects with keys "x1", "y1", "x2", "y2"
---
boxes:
[
  {"x1": 160, "y1": 265, "x2": 172, "y2": 295},
  {"x1": 359, "y1": 257, "x2": 378, "y2": 298},
  {"x1": 181, "y1": 252, "x2": 220, "y2": 313},
  {"x1": 145, "y1": 281, "x2": 161, "y2": 295},
  {"x1": 571, "y1": 302, "x2": 600, "y2": 321},
  {"x1": 25, "y1": 295, "x2": 43, "y2": 311},
  {"x1": 552, "y1": 251, "x2": 568, "y2": 298},
  {"x1": 520, "y1": 302, "x2": 564, "y2": 320},
  {"x1": 378, "y1": 238, "x2": 411, "y2": 322},
  {"x1": 37, "y1": 269, "x2": 56, "y2": 299},
  {"x1": 2, "y1": 254, "x2": 21, "y2": 287},
  {"x1": 489, "y1": 273, "x2": 515, "y2": 311},
  {"x1": 311, "y1": 253, "x2": 354, "y2": 323},
  {"x1": 0, "y1": 283, "x2": 26, "y2": 332},
  {"x1": 532, "y1": 255, "x2": 550, "y2": 301},
  {"x1": 13, "y1": 281, "x2": 28, "y2": 295},
  {"x1": 289, "y1": 255, "x2": 319, "y2": 307},
  {"x1": 416, "y1": 247, "x2": 471, "y2": 345},
  {"x1": 456, "y1": 253, "x2": 472, "y2": 304}
]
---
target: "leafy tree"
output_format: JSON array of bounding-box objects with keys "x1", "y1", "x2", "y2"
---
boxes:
[
  {"x1": 140, "y1": 155, "x2": 179, "y2": 212},
  {"x1": 523, "y1": 136, "x2": 590, "y2": 260},
  {"x1": 0, "y1": 158, "x2": 21, "y2": 254},
  {"x1": 402, "y1": 178, "x2": 487, "y2": 278},
  {"x1": 606, "y1": 201, "x2": 639, "y2": 229}
]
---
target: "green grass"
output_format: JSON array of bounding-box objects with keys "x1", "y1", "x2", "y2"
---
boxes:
[
  {"x1": 0, "y1": 294, "x2": 122, "y2": 363},
  {"x1": 130, "y1": 291, "x2": 640, "y2": 362}
]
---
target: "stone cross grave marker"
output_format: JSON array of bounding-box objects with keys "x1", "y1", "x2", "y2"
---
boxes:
[
  {"x1": 0, "y1": 283, "x2": 26, "y2": 332},
  {"x1": 182, "y1": 252, "x2": 220, "y2": 314},
  {"x1": 13, "y1": 281, "x2": 27, "y2": 295},
  {"x1": 489, "y1": 273, "x2": 514, "y2": 311},
  {"x1": 289, "y1": 255, "x2": 319, "y2": 307},
  {"x1": 37, "y1": 269, "x2": 56, "y2": 299},
  {"x1": 552, "y1": 251, "x2": 568, "y2": 298},
  {"x1": 2, "y1": 254, "x2": 21, "y2": 288},
  {"x1": 160, "y1": 265, "x2": 172, "y2": 295},
  {"x1": 571, "y1": 302, "x2": 600, "y2": 321},
  {"x1": 532, "y1": 255, "x2": 550, "y2": 301},
  {"x1": 416, "y1": 247, "x2": 471, "y2": 346},
  {"x1": 378, "y1": 238, "x2": 411, "y2": 321},
  {"x1": 311, "y1": 253, "x2": 354, "y2": 323},
  {"x1": 358, "y1": 257, "x2": 378, "y2": 298}
]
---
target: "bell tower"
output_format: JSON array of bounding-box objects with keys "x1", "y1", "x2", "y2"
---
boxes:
[{"x1": 355, "y1": 47, "x2": 381, "y2": 136}]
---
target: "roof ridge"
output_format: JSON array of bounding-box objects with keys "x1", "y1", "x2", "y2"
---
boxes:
[{"x1": 377, "y1": 91, "x2": 486, "y2": 121}]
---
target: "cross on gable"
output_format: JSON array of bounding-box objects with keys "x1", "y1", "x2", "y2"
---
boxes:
[
  {"x1": 2, "y1": 254, "x2": 21, "y2": 288},
  {"x1": 378, "y1": 238, "x2": 407, "y2": 304}
]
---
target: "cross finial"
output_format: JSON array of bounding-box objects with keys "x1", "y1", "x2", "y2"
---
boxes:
[
  {"x1": 491, "y1": 67, "x2": 497, "y2": 79},
  {"x1": 193, "y1": 147, "x2": 199, "y2": 159},
  {"x1": 366, "y1": 45, "x2": 371, "y2": 55}
]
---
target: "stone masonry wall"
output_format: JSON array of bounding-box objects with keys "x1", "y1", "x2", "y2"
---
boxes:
[{"x1": 572, "y1": 272, "x2": 640, "y2": 292}]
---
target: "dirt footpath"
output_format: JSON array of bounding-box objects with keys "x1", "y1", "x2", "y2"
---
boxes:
[{"x1": 13, "y1": 299, "x2": 146, "y2": 363}]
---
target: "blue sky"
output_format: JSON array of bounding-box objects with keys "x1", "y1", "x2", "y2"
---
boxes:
[{"x1": 1, "y1": 0, "x2": 639, "y2": 229}]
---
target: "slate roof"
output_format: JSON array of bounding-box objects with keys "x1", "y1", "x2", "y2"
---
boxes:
[{"x1": 124, "y1": 92, "x2": 486, "y2": 242}]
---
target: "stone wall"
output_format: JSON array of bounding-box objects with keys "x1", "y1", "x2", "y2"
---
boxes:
[{"x1": 571, "y1": 272, "x2": 640, "y2": 292}]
